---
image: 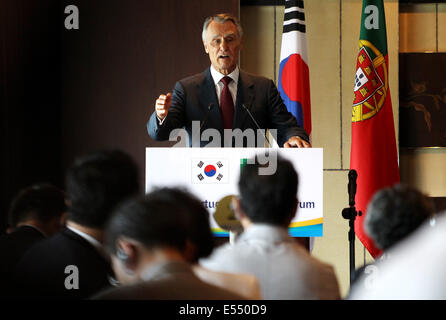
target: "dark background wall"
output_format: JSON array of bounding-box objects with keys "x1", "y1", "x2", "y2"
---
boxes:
[{"x1": 0, "y1": 0, "x2": 238, "y2": 232}]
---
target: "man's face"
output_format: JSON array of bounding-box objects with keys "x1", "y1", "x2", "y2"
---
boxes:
[{"x1": 203, "y1": 20, "x2": 241, "y2": 75}]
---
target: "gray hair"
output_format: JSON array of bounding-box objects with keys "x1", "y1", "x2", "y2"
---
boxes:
[
  {"x1": 365, "y1": 184, "x2": 434, "y2": 251},
  {"x1": 202, "y1": 13, "x2": 243, "y2": 43}
]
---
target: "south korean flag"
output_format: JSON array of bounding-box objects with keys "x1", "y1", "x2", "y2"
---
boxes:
[{"x1": 192, "y1": 159, "x2": 229, "y2": 184}]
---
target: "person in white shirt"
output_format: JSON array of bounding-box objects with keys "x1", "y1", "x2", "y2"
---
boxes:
[
  {"x1": 348, "y1": 211, "x2": 446, "y2": 300},
  {"x1": 347, "y1": 184, "x2": 435, "y2": 297},
  {"x1": 200, "y1": 156, "x2": 341, "y2": 300},
  {"x1": 348, "y1": 185, "x2": 438, "y2": 300}
]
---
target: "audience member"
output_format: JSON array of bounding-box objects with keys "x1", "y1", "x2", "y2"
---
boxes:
[
  {"x1": 162, "y1": 187, "x2": 262, "y2": 299},
  {"x1": 0, "y1": 183, "x2": 67, "y2": 294},
  {"x1": 200, "y1": 156, "x2": 341, "y2": 300},
  {"x1": 364, "y1": 184, "x2": 434, "y2": 253},
  {"x1": 93, "y1": 188, "x2": 244, "y2": 300},
  {"x1": 6, "y1": 183, "x2": 67, "y2": 234},
  {"x1": 349, "y1": 210, "x2": 445, "y2": 299},
  {"x1": 192, "y1": 264, "x2": 261, "y2": 300},
  {"x1": 348, "y1": 184, "x2": 434, "y2": 297},
  {"x1": 164, "y1": 188, "x2": 214, "y2": 264},
  {"x1": 12, "y1": 150, "x2": 139, "y2": 299}
]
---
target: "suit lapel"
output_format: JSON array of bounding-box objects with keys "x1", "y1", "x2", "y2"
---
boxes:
[
  {"x1": 198, "y1": 68, "x2": 222, "y2": 132},
  {"x1": 233, "y1": 71, "x2": 255, "y2": 129}
]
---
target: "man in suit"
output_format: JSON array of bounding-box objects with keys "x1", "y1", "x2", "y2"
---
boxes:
[
  {"x1": 200, "y1": 156, "x2": 341, "y2": 300},
  {"x1": 147, "y1": 13, "x2": 310, "y2": 148},
  {"x1": 0, "y1": 183, "x2": 67, "y2": 295},
  {"x1": 93, "y1": 188, "x2": 243, "y2": 300},
  {"x1": 12, "y1": 150, "x2": 139, "y2": 299}
]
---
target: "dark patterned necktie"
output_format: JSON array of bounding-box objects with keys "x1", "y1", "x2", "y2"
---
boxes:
[{"x1": 220, "y1": 76, "x2": 234, "y2": 129}]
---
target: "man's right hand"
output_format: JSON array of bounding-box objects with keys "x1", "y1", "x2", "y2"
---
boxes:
[{"x1": 155, "y1": 93, "x2": 172, "y2": 120}]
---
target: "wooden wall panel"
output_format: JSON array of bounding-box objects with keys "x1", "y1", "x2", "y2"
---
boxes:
[
  {"x1": 0, "y1": 0, "x2": 62, "y2": 231},
  {"x1": 60, "y1": 0, "x2": 239, "y2": 192},
  {"x1": 0, "y1": 0, "x2": 239, "y2": 231}
]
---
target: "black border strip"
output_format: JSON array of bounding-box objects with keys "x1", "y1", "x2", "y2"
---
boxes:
[
  {"x1": 241, "y1": 0, "x2": 285, "y2": 5},
  {"x1": 240, "y1": 0, "x2": 446, "y2": 6}
]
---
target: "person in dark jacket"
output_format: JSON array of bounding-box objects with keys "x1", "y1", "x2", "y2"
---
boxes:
[
  {"x1": 0, "y1": 183, "x2": 67, "y2": 295},
  {"x1": 12, "y1": 150, "x2": 139, "y2": 299}
]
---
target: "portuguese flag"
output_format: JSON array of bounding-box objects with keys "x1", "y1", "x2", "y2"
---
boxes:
[{"x1": 350, "y1": 0, "x2": 400, "y2": 258}]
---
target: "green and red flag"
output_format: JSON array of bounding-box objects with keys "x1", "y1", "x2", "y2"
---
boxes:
[{"x1": 351, "y1": 0, "x2": 400, "y2": 258}]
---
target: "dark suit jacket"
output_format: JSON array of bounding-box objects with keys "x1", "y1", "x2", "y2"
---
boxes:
[
  {"x1": 12, "y1": 228, "x2": 112, "y2": 299},
  {"x1": 92, "y1": 261, "x2": 244, "y2": 300},
  {"x1": 147, "y1": 68, "x2": 309, "y2": 147},
  {"x1": 0, "y1": 226, "x2": 45, "y2": 294}
]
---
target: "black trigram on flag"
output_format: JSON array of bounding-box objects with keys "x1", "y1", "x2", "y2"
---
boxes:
[{"x1": 283, "y1": 0, "x2": 306, "y2": 34}]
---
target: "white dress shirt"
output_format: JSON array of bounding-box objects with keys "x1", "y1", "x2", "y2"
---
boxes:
[
  {"x1": 209, "y1": 65, "x2": 239, "y2": 108},
  {"x1": 349, "y1": 211, "x2": 446, "y2": 300},
  {"x1": 200, "y1": 224, "x2": 340, "y2": 300},
  {"x1": 66, "y1": 225, "x2": 104, "y2": 255}
]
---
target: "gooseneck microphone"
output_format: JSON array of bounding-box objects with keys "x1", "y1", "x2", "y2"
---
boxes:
[
  {"x1": 242, "y1": 104, "x2": 271, "y2": 147},
  {"x1": 200, "y1": 103, "x2": 215, "y2": 130}
]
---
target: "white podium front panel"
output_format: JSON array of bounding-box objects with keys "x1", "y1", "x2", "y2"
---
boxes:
[{"x1": 146, "y1": 148, "x2": 323, "y2": 237}]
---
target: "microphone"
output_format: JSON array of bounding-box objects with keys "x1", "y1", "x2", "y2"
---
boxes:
[
  {"x1": 348, "y1": 169, "x2": 358, "y2": 206},
  {"x1": 200, "y1": 103, "x2": 215, "y2": 130},
  {"x1": 242, "y1": 104, "x2": 271, "y2": 147}
]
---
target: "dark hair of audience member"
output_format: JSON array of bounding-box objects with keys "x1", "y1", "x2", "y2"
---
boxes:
[
  {"x1": 238, "y1": 156, "x2": 298, "y2": 227},
  {"x1": 365, "y1": 184, "x2": 434, "y2": 251},
  {"x1": 66, "y1": 150, "x2": 139, "y2": 228},
  {"x1": 8, "y1": 183, "x2": 67, "y2": 228},
  {"x1": 104, "y1": 188, "x2": 212, "y2": 259},
  {"x1": 146, "y1": 188, "x2": 214, "y2": 262}
]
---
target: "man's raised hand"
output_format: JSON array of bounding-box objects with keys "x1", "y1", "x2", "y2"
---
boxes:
[{"x1": 155, "y1": 93, "x2": 172, "y2": 120}]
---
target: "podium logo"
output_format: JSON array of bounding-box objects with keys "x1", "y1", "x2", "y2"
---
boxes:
[{"x1": 192, "y1": 159, "x2": 228, "y2": 184}]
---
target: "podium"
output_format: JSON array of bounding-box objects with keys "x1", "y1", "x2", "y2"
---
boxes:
[{"x1": 146, "y1": 148, "x2": 323, "y2": 238}]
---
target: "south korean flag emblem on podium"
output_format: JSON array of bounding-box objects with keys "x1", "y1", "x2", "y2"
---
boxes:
[{"x1": 192, "y1": 159, "x2": 229, "y2": 184}]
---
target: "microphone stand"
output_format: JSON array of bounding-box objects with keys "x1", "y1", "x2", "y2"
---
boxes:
[{"x1": 342, "y1": 169, "x2": 362, "y2": 285}]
